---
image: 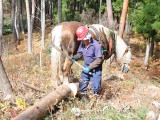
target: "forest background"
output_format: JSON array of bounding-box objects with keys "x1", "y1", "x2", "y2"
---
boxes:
[{"x1": 0, "y1": 0, "x2": 160, "y2": 119}]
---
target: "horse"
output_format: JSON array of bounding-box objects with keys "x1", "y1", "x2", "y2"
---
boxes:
[{"x1": 51, "y1": 21, "x2": 131, "y2": 86}]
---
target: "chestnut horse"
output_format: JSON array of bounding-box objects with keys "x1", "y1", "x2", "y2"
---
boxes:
[{"x1": 51, "y1": 21, "x2": 131, "y2": 85}]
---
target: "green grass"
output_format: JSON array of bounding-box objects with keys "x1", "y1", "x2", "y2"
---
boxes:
[
  {"x1": 136, "y1": 106, "x2": 148, "y2": 120},
  {"x1": 45, "y1": 98, "x2": 148, "y2": 120}
]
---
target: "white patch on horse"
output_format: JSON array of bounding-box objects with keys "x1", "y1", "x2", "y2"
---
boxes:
[
  {"x1": 51, "y1": 25, "x2": 63, "y2": 86},
  {"x1": 116, "y1": 36, "x2": 131, "y2": 64}
]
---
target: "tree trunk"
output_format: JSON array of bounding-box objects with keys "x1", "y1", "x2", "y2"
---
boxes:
[
  {"x1": 0, "y1": 58, "x2": 13, "y2": 100},
  {"x1": 106, "y1": 0, "x2": 114, "y2": 30},
  {"x1": 31, "y1": 0, "x2": 36, "y2": 37},
  {"x1": 45, "y1": 0, "x2": 49, "y2": 17},
  {"x1": 58, "y1": 0, "x2": 62, "y2": 24},
  {"x1": 13, "y1": 83, "x2": 78, "y2": 120},
  {"x1": 144, "y1": 38, "x2": 150, "y2": 66},
  {"x1": 99, "y1": 0, "x2": 102, "y2": 23},
  {"x1": 19, "y1": 0, "x2": 24, "y2": 34},
  {"x1": 25, "y1": 0, "x2": 32, "y2": 53},
  {"x1": 36, "y1": 0, "x2": 41, "y2": 29},
  {"x1": 0, "y1": 0, "x2": 3, "y2": 56},
  {"x1": 118, "y1": 0, "x2": 129, "y2": 38},
  {"x1": 15, "y1": 2, "x2": 20, "y2": 45},
  {"x1": 50, "y1": 0, "x2": 53, "y2": 25},
  {"x1": 0, "y1": 2, "x2": 12, "y2": 100},
  {"x1": 150, "y1": 35, "x2": 154, "y2": 57},
  {"x1": 41, "y1": 0, "x2": 45, "y2": 50},
  {"x1": 124, "y1": 14, "x2": 131, "y2": 39},
  {"x1": 72, "y1": 0, "x2": 76, "y2": 18},
  {"x1": 11, "y1": 0, "x2": 18, "y2": 50}
]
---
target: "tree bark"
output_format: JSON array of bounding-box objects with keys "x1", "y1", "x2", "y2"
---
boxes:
[
  {"x1": 99, "y1": 0, "x2": 102, "y2": 23},
  {"x1": 150, "y1": 35, "x2": 154, "y2": 57},
  {"x1": 31, "y1": 0, "x2": 36, "y2": 37},
  {"x1": 107, "y1": 0, "x2": 114, "y2": 30},
  {"x1": 144, "y1": 38, "x2": 150, "y2": 66},
  {"x1": 124, "y1": 14, "x2": 131, "y2": 39},
  {"x1": 25, "y1": 0, "x2": 32, "y2": 53},
  {"x1": 82, "y1": 0, "x2": 86, "y2": 15},
  {"x1": 36, "y1": 0, "x2": 41, "y2": 28},
  {"x1": 0, "y1": 58, "x2": 13, "y2": 100},
  {"x1": 0, "y1": 0, "x2": 3, "y2": 56},
  {"x1": 19, "y1": 0, "x2": 24, "y2": 34},
  {"x1": 0, "y1": 57, "x2": 12, "y2": 100},
  {"x1": 41, "y1": 0, "x2": 45, "y2": 50},
  {"x1": 11, "y1": 0, "x2": 18, "y2": 50},
  {"x1": 58, "y1": 0, "x2": 62, "y2": 24},
  {"x1": 50, "y1": 0, "x2": 53, "y2": 25},
  {"x1": 119, "y1": 0, "x2": 129, "y2": 38},
  {"x1": 15, "y1": 2, "x2": 20, "y2": 45},
  {"x1": 13, "y1": 83, "x2": 79, "y2": 120},
  {"x1": 72, "y1": 0, "x2": 76, "y2": 18},
  {"x1": 0, "y1": 0, "x2": 13, "y2": 100}
]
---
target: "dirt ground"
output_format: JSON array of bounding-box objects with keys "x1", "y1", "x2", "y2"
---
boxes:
[{"x1": 0, "y1": 29, "x2": 160, "y2": 119}]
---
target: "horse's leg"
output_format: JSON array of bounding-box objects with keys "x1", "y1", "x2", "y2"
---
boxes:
[
  {"x1": 51, "y1": 47, "x2": 62, "y2": 87},
  {"x1": 62, "y1": 57, "x2": 72, "y2": 84},
  {"x1": 59, "y1": 53, "x2": 65, "y2": 82}
]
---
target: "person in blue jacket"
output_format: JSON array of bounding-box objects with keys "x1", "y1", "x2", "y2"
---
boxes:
[{"x1": 70, "y1": 26, "x2": 103, "y2": 99}]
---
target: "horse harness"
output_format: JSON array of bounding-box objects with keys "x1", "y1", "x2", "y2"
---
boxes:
[{"x1": 88, "y1": 25, "x2": 116, "y2": 60}]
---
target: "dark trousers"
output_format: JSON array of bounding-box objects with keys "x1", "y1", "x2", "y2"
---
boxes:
[{"x1": 79, "y1": 64, "x2": 102, "y2": 94}]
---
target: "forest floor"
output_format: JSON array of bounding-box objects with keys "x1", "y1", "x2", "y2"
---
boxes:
[{"x1": 0, "y1": 26, "x2": 160, "y2": 120}]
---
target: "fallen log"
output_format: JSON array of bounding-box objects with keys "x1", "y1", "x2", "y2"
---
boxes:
[
  {"x1": 13, "y1": 83, "x2": 79, "y2": 120},
  {"x1": 23, "y1": 82, "x2": 46, "y2": 93},
  {"x1": 104, "y1": 74, "x2": 124, "y2": 80}
]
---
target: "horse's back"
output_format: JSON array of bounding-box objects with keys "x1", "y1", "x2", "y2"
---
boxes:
[{"x1": 52, "y1": 21, "x2": 83, "y2": 56}]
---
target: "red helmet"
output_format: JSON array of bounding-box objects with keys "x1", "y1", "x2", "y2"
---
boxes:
[{"x1": 76, "y1": 26, "x2": 89, "y2": 40}]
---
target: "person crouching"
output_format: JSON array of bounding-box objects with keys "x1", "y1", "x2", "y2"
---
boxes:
[{"x1": 70, "y1": 26, "x2": 103, "y2": 99}]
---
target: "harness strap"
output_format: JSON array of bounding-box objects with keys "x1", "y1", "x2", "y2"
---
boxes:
[
  {"x1": 88, "y1": 25, "x2": 102, "y2": 44},
  {"x1": 87, "y1": 25, "x2": 117, "y2": 61},
  {"x1": 104, "y1": 30, "x2": 116, "y2": 59},
  {"x1": 110, "y1": 31, "x2": 116, "y2": 55}
]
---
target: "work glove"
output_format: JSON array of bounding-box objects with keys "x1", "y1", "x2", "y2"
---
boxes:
[
  {"x1": 69, "y1": 56, "x2": 75, "y2": 63},
  {"x1": 83, "y1": 66, "x2": 91, "y2": 74}
]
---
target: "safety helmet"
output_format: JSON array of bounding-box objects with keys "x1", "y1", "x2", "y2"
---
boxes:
[{"x1": 76, "y1": 26, "x2": 89, "y2": 40}]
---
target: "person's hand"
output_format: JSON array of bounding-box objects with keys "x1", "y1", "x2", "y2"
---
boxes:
[
  {"x1": 69, "y1": 56, "x2": 75, "y2": 63},
  {"x1": 83, "y1": 66, "x2": 91, "y2": 73}
]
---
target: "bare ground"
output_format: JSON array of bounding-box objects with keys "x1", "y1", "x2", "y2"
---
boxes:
[{"x1": 0, "y1": 30, "x2": 160, "y2": 120}]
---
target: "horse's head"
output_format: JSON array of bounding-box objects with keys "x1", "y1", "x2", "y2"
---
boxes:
[
  {"x1": 116, "y1": 36, "x2": 132, "y2": 73},
  {"x1": 99, "y1": 27, "x2": 132, "y2": 73},
  {"x1": 95, "y1": 25, "x2": 132, "y2": 73},
  {"x1": 120, "y1": 46, "x2": 131, "y2": 73},
  {"x1": 87, "y1": 24, "x2": 132, "y2": 73}
]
